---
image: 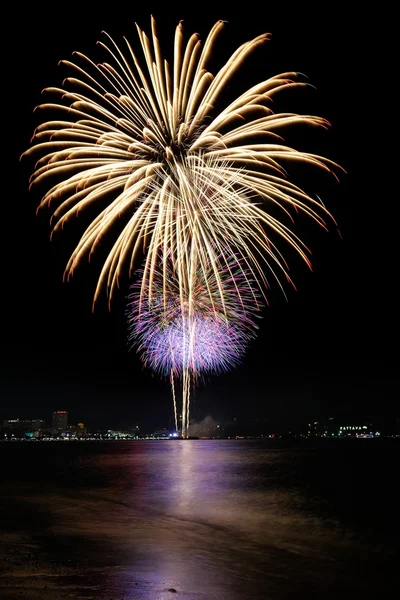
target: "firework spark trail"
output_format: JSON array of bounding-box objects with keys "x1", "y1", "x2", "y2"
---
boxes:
[
  {"x1": 132, "y1": 307, "x2": 254, "y2": 375},
  {"x1": 127, "y1": 254, "x2": 262, "y2": 436},
  {"x1": 23, "y1": 17, "x2": 342, "y2": 312},
  {"x1": 24, "y1": 18, "x2": 342, "y2": 435}
]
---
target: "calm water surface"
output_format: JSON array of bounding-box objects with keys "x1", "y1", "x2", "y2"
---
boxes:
[{"x1": 0, "y1": 439, "x2": 399, "y2": 599}]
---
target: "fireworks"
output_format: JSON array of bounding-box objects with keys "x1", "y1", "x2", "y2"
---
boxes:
[
  {"x1": 24, "y1": 17, "x2": 341, "y2": 309},
  {"x1": 127, "y1": 255, "x2": 262, "y2": 435},
  {"x1": 128, "y1": 270, "x2": 259, "y2": 378},
  {"x1": 24, "y1": 18, "x2": 342, "y2": 436}
]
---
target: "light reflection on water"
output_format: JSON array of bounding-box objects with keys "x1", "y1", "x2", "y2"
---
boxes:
[{"x1": 0, "y1": 440, "x2": 398, "y2": 599}]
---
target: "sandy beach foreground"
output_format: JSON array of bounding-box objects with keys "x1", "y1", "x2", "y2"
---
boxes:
[
  {"x1": 1, "y1": 440, "x2": 399, "y2": 599},
  {"x1": 0, "y1": 533, "x2": 221, "y2": 600}
]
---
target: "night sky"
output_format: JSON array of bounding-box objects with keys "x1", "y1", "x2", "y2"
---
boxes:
[{"x1": 2, "y1": 3, "x2": 396, "y2": 431}]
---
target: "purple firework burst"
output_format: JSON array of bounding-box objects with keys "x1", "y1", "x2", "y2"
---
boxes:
[
  {"x1": 133, "y1": 307, "x2": 250, "y2": 376},
  {"x1": 127, "y1": 256, "x2": 262, "y2": 378}
]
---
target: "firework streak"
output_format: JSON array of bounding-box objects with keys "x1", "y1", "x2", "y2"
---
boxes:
[
  {"x1": 24, "y1": 18, "x2": 342, "y2": 436},
  {"x1": 127, "y1": 255, "x2": 262, "y2": 433}
]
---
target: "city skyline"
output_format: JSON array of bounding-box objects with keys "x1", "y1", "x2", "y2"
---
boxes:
[{"x1": 2, "y1": 407, "x2": 399, "y2": 440}]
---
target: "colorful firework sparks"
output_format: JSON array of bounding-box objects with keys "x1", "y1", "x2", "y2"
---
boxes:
[
  {"x1": 24, "y1": 18, "x2": 342, "y2": 436},
  {"x1": 127, "y1": 254, "x2": 261, "y2": 376},
  {"x1": 23, "y1": 17, "x2": 343, "y2": 312},
  {"x1": 127, "y1": 255, "x2": 262, "y2": 436},
  {"x1": 134, "y1": 313, "x2": 250, "y2": 376}
]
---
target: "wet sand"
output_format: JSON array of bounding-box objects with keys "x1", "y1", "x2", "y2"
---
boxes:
[{"x1": 1, "y1": 440, "x2": 399, "y2": 599}]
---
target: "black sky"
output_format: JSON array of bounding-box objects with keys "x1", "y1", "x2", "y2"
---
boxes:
[{"x1": 2, "y1": 3, "x2": 396, "y2": 429}]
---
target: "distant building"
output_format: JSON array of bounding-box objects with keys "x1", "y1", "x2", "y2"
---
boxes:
[
  {"x1": 154, "y1": 428, "x2": 169, "y2": 438},
  {"x1": 104, "y1": 429, "x2": 131, "y2": 439},
  {"x1": 337, "y1": 422, "x2": 379, "y2": 438},
  {"x1": 65, "y1": 423, "x2": 87, "y2": 438},
  {"x1": 52, "y1": 410, "x2": 68, "y2": 429},
  {"x1": 2, "y1": 418, "x2": 44, "y2": 431},
  {"x1": 2, "y1": 418, "x2": 45, "y2": 438}
]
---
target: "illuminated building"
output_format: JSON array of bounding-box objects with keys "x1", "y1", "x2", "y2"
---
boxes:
[
  {"x1": 337, "y1": 423, "x2": 380, "y2": 438},
  {"x1": 2, "y1": 418, "x2": 44, "y2": 431},
  {"x1": 51, "y1": 410, "x2": 68, "y2": 429},
  {"x1": 154, "y1": 428, "x2": 169, "y2": 439}
]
